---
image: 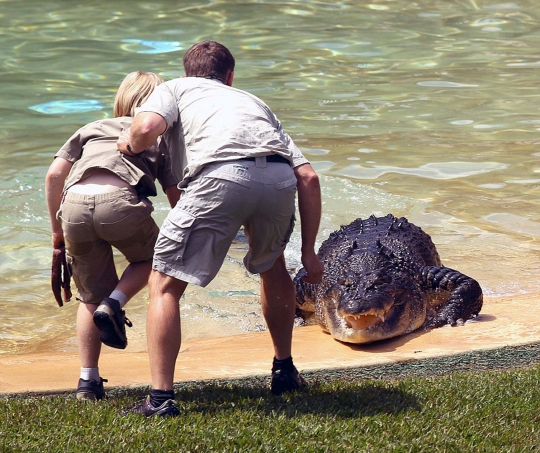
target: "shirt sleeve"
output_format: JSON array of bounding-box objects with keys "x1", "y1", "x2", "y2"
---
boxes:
[
  {"x1": 135, "y1": 81, "x2": 179, "y2": 131},
  {"x1": 289, "y1": 140, "x2": 309, "y2": 169},
  {"x1": 156, "y1": 139, "x2": 182, "y2": 190},
  {"x1": 54, "y1": 125, "x2": 88, "y2": 162}
]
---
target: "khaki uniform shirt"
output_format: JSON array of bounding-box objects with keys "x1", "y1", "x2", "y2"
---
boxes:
[
  {"x1": 55, "y1": 117, "x2": 180, "y2": 198},
  {"x1": 136, "y1": 77, "x2": 309, "y2": 180}
]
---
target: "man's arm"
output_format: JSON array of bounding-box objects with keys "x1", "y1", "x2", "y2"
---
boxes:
[
  {"x1": 164, "y1": 184, "x2": 181, "y2": 208},
  {"x1": 117, "y1": 112, "x2": 167, "y2": 155},
  {"x1": 294, "y1": 163, "x2": 324, "y2": 284},
  {"x1": 45, "y1": 157, "x2": 73, "y2": 248}
]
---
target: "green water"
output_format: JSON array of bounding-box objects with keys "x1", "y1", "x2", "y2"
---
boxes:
[{"x1": 1, "y1": 0, "x2": 539, "y2": 355}]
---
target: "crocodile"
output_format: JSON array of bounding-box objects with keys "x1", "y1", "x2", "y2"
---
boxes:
[{"x1": 294, "y1": 214, "x2": 483, "y2": 344}]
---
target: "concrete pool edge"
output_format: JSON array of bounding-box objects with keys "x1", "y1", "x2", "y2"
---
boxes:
[{"x1": 1, "y1": 293, "x2": 538, "y2": 396}]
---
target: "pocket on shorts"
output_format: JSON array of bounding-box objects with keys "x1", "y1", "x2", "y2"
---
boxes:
[
  {"x1": 274, "y1": 177, "x2": 297, "y2": 191},
  {"x1": 111, "y1": 216, "x2": 159, "y2": 262},
  {"x1": 282, "y1": 213, "x2": 296, "y2": 247},
  {"x1": 202, "y1": 164, "x2": 252, "y2": 188},
  {"x1": 57, "y1": 202, "x2": 87, "y2": 227},
  {"x1": 100, "y1": 198, "x2": 154, "y2": 242},
  {"x1": 58, "y1": 203, "x2": 93, "y2": 252},
  {"x1": 157, "y1": 209, "x2": 197, "y2": 265},
  {"x1": 65, "y1": 253, "x2": 90, "y2": 302},
  {"x1": 270, "y1": 175, "x2": 297, "y2": 220}
]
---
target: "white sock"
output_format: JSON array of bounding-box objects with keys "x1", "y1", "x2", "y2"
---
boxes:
[
  {"x1": 80, "y1": 367, "x2": 100, "y2": 382},
  {"x1": 109, "y1": 290, "x2": 128, "y2": 308}
]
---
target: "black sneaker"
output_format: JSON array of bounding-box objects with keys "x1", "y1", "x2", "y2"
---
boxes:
[
  {"x1": 76, "y1": 377, "x2": 107, "y2": 401},
  {"x1": 93, "y1": 297, "x2": 133, "y2": 349},
  {"x1": 271, "y1": 366, "x2": 307, "y2": 396},
  {"x1": 121, "y1": 396, "x2": 180, "y2": 418}
]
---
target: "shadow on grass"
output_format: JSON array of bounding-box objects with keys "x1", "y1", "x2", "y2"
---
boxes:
[{"x1": 112, "y1": 375, "x2": 420, "y2": 419}]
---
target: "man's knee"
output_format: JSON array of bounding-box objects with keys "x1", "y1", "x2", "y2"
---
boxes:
[
  {"x1": 149, "y1": 269, "x2": 188, "y2": 298},
  {"x1": 260, "y1": 254, "x2": 287, "y2": 278}
]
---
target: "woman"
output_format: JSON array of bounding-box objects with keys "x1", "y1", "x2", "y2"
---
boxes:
[{"x1": 45, "y1": 71, "x2": 180, "y2": 400}]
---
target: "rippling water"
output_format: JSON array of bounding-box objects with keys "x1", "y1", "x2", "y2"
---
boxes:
[{"x1": 1, "y1": 0, "x2": 539, "y2": 356}]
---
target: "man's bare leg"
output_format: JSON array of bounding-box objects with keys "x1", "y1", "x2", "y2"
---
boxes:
[
  {"x1": 260, "y1": 253, "x2": 296, "y2": 360},
  {"x1": 260, "y1": 253, "x2": 306, "y2": 395},
  {"x1": 146, "y1": 269, "x2": 188, "y2": 390}
]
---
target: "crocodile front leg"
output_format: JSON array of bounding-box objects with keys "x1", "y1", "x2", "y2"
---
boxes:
[{"x1": 421, "y1": 266, "x2": 483, "y2": 328}]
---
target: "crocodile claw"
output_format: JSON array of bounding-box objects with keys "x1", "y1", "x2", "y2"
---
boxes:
[{"x1": 51, "y1": 246, "x2": 72, "y2": 307}]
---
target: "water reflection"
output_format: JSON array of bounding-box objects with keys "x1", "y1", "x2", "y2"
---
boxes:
[
  {"x1": 0, "y1": 0, "x2": 539, "y2": 356},
  {"x1": 29, "y1": 100, "x2": 104, "y2": 114},
  {"x1": 120, "y1": 39, "x2": 183, "y2": 54},
  {"x1": 335, "y1": 161, "x2": 509, "y2": 180}
]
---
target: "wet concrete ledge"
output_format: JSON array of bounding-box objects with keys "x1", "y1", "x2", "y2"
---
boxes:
[{"x1": 1, "y1": 293, "x2": 539, "y2": 397}]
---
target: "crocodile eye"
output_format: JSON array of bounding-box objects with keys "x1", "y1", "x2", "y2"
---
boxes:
[
  {"x1": 374, "y1": 275, "x2": 391, "y2": 285},
  {"x1": 339, "y1": 270, "x2": 356, "y2": 287}
]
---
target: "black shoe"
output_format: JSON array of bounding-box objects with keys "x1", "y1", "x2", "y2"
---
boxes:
[
  {"x1": 76, "y1": 377, "x2": 107, "y2": 401},
  {"x1": 121, "y1": 396, "x2": 180, "y2": 418},
  {"x1": 271, "y1": 366, "x2": 307, "y2": 396},
  {"x1": 93, "y1": 297, "x2": 133, "y2": 349}
]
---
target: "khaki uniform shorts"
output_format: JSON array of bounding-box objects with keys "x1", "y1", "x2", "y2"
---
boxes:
[
  {"x1": 153, "y1": 158, "x2": 297, "y2": 287},
  {"x1": 58, "y1": 188, "x2": 159, "y2": 303}
]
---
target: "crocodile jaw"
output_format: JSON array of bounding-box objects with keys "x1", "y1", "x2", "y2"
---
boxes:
[
  {"x1": 344, "y1": 311, "x2": 388, "y2": 331},
  {"x1": 327, "y1": 300, "x2": 422, "y2": 344}
]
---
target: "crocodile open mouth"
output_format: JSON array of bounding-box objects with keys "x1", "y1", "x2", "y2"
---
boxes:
[{"x1": 344, "y1": 311, "x2": 389, "y2": 331}]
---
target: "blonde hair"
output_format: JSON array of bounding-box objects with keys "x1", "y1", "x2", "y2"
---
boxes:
[{"x1": 113, "y1": 71, "x2": 164, "y2": 117}]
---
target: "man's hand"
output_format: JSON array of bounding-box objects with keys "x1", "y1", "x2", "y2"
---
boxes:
[
  {"x1": 117, "y1": 128, "x2": 133, "y2": 155},
  {"x1": 301, "y1": 249, "x2": 324, "y2": 284},
  {"x1": 117, "y1": 112, "x2": 167, "y2": 155}
]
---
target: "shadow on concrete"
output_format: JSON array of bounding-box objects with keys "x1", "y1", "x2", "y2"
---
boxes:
[{"x1": 336, "y1": 312, "x2": 499, "y2": 353}]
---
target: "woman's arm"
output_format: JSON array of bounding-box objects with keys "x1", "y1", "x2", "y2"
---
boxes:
[{"x1": 45, "y1": 157, "x2": 73, "y2": 248}]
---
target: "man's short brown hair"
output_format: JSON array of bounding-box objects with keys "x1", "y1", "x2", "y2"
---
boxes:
[{"x1": 183, "y1": 41, "x2": 235, "y2": 82}]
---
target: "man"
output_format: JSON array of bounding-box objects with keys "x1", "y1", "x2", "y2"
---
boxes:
[{"x1": 118, "y1": 41, "x2": 324, "y2": 417}]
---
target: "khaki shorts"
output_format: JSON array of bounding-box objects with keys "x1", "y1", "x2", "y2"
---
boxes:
[
  {"x1": 153, "y1": 158, "x2": 297, "y2": 287},
  {"x1": 58, "y1": 188, "x2": 159, "y2": 303}
]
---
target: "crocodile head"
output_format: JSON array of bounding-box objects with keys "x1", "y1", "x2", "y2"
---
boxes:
[{"x1": 321, "y1": 253, "x2": 427, "y2": 344}]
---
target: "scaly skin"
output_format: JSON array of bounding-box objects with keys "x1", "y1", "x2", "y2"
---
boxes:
[{"x1": 294, "y1": 214, "x2": 483, "y2": 344}]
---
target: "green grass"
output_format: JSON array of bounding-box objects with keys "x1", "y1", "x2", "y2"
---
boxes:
[{"x1": 1, "y1": 363, "x2": 540, "y2": 452}]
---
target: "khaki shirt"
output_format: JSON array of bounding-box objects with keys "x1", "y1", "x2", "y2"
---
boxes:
[
  {"x1": 136, "y1": 77, "x2": 309, "y2": 180},
  {"x1": 55, "y1": 117, "x2": 180, "y2": 198}
]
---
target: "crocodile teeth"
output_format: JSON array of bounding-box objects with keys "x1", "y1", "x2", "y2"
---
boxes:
[{"x1": 344, "y1": 313, "x2": 382, "y2": 330}]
